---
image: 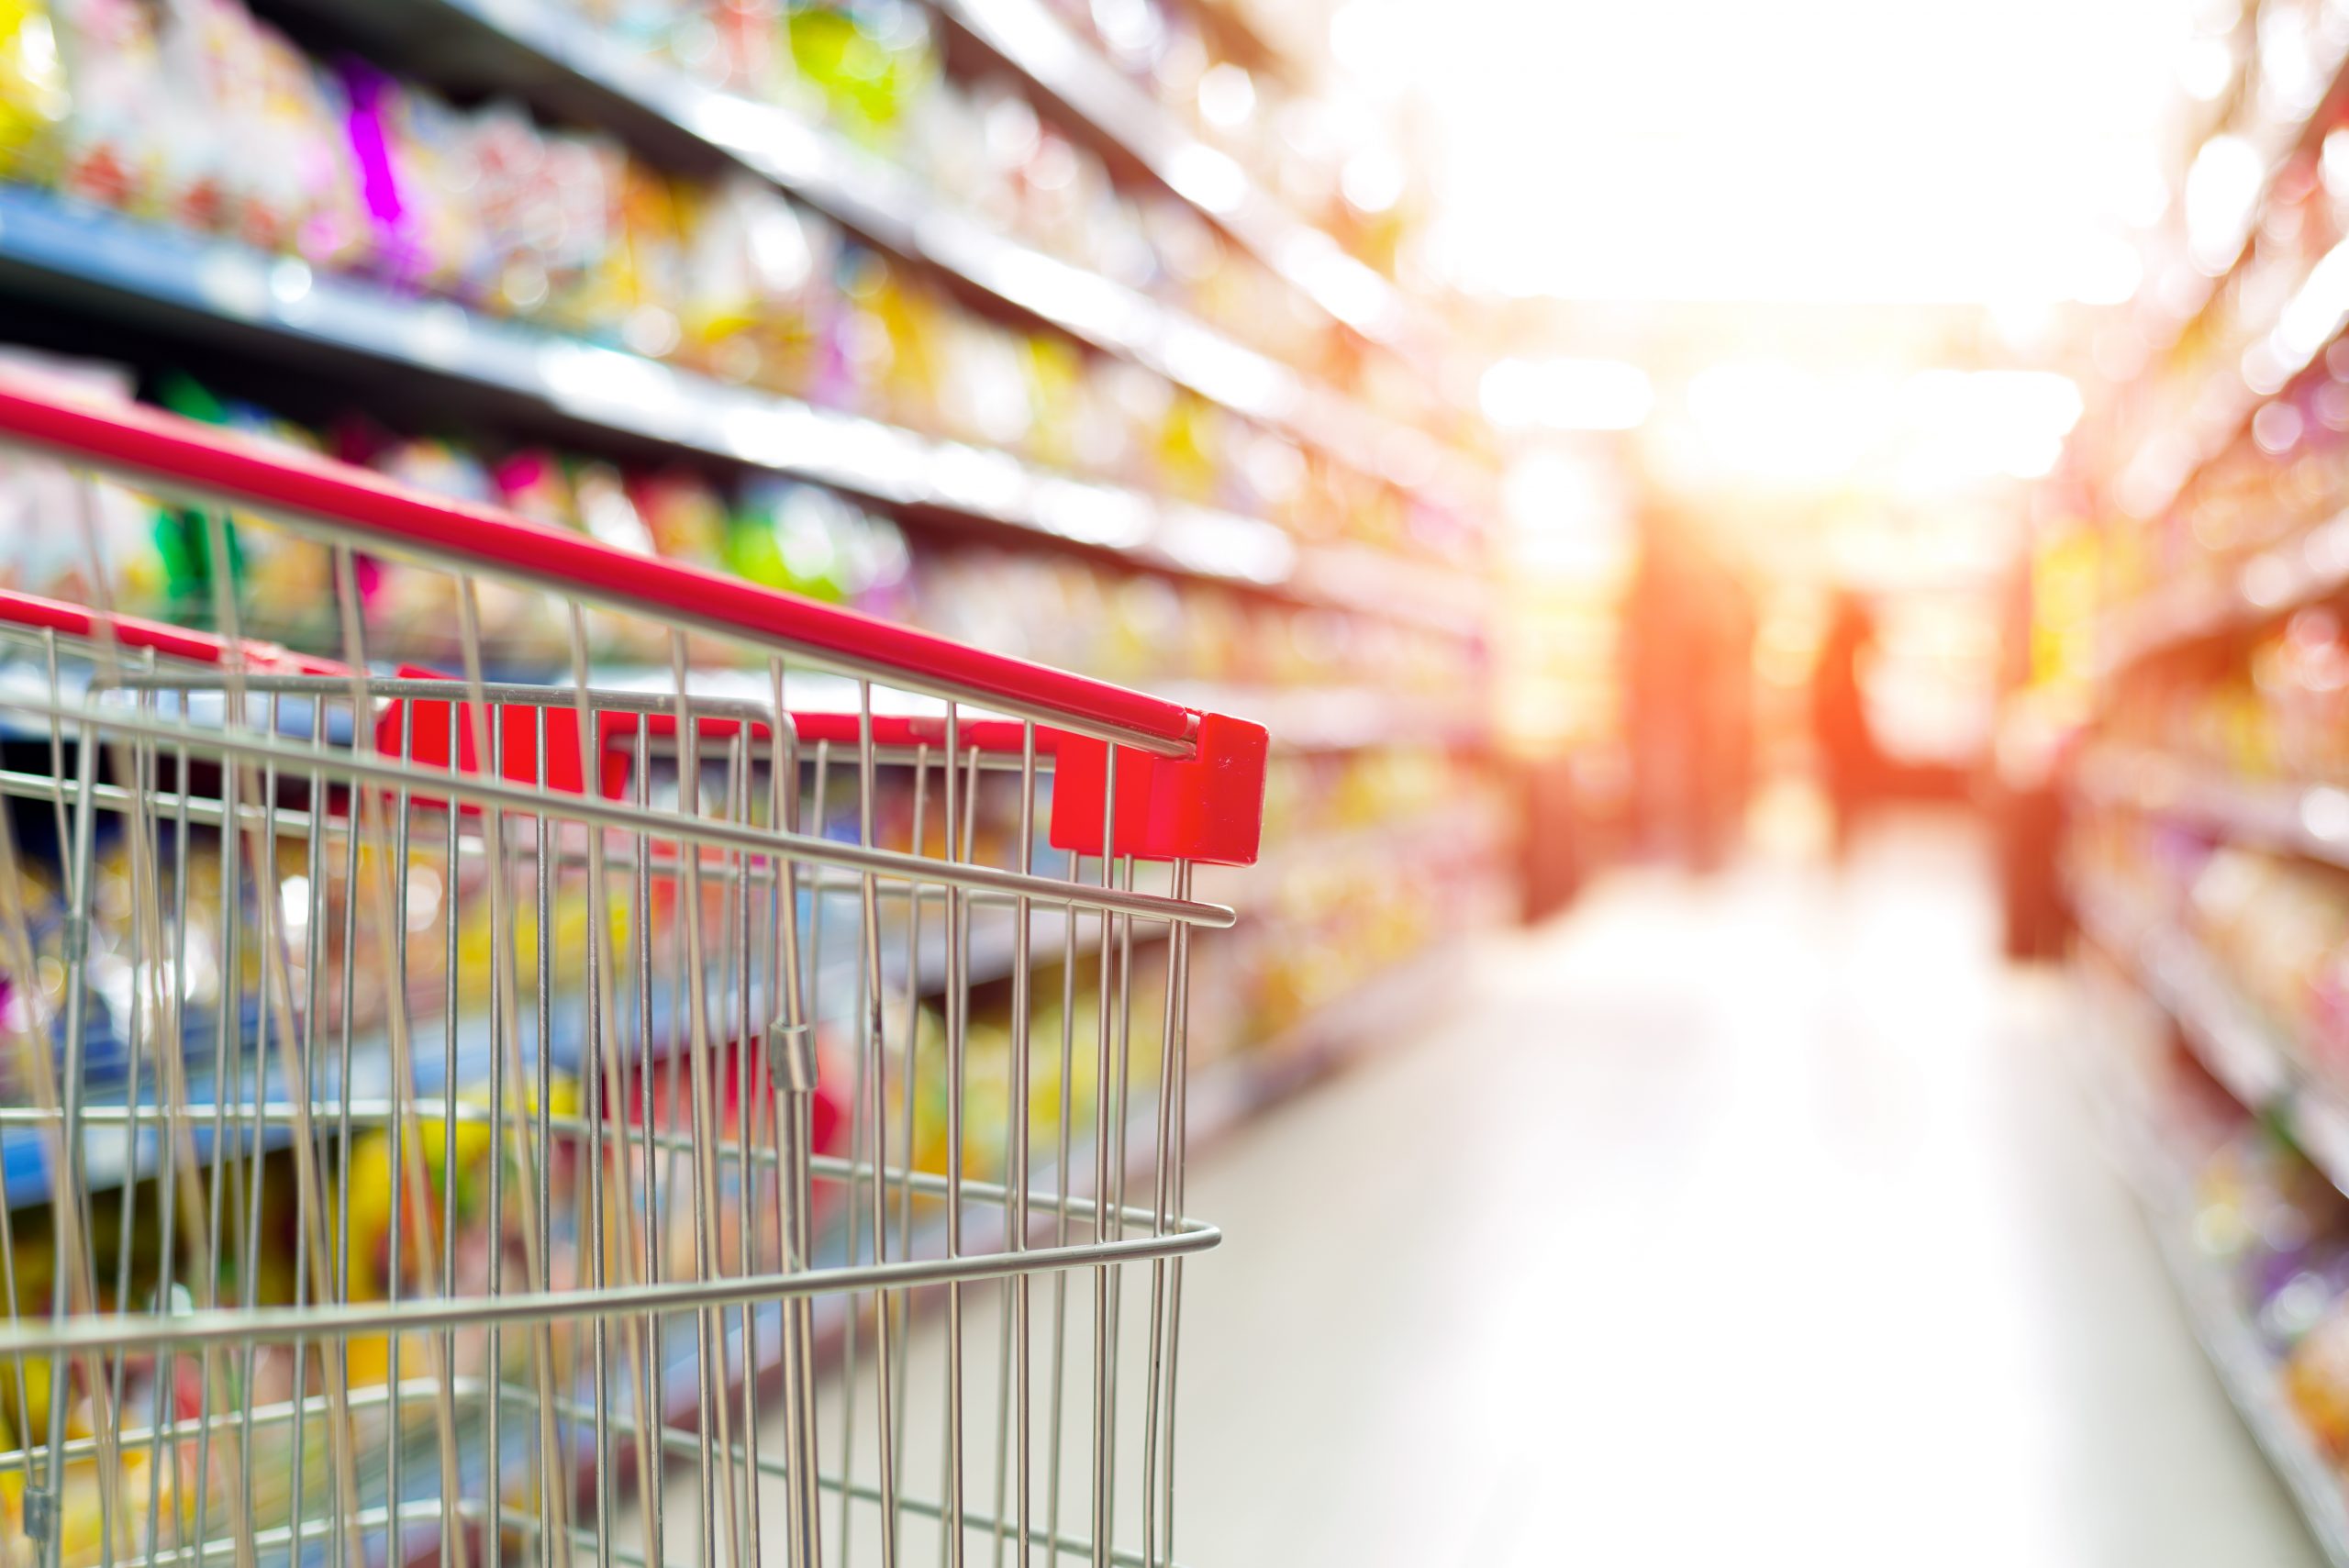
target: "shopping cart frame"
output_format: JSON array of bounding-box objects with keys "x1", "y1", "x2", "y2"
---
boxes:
[{"x1": 0, "y1": 377, "x2": 1264, "y2": 1568}]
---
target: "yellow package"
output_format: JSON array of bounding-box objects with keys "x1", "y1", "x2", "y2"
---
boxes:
[{"x1": 0, "y1": 0, "x2": 67, "y2": 184}]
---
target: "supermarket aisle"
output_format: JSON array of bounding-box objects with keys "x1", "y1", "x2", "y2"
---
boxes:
[{"x1": 1170, "y1": 812, "x2": 2317, "y2": 1567}]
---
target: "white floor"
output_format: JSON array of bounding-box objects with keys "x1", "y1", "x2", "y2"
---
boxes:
[
  {"x1": 1166, "y1": 813, "x2": 2321, "y2": 1567},
  {"x1": 640, "y1": 812, "x2": 2316, "y2": 1565}
]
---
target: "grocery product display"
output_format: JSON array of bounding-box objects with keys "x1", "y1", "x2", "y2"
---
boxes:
[
  {"x1": 2049, "y1": 17, "x2": 2349, "y2": 1558},
  {"x1": 0, "y1": 0, "x2": 1483, "y2": 530},
  {"x1": 2072, "y1": 868, "x2": 2349, "y2": 1553},
  {"x1": 926, "y1": 0, "x2": 1425, "y2": 353},
  {"x1": 0, "y1": 0, "x2": 1499, "y2": 1558},
  {"x1": 0, "y1": 363, "x2": 1479, "y2": 694}
]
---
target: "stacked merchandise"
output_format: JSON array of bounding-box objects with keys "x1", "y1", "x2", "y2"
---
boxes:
[
  {"x1": 562, "y1": 0, "x2": 1360, "y2": 381},
  {"x1": 2047, "y1": 8, "x2": 2349, "y2": 1555},
  {"x1": 2102, "y1": 0, "x2": 2349, "y2": 526},
  {"x1": 0, "y1": 0, "x2": 1499, "y2": 1553},
  {"x1": 981, "y1": 0, "x2": 1419, "y2": 279},
  {"x1": 0, "y1": 366, "x2": 1476, "y2": 694},
  {"x1": 0, "y1": 0, "x2": 1481, "y2": 563}
]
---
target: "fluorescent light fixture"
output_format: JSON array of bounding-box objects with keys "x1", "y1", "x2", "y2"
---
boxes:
[{"x1": 1479, "y1": 357, "x2": 1653, "y2": 431}]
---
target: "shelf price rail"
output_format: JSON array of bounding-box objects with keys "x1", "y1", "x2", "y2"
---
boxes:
[{"x1": 0, "y1": 374, "x2": 1267, "y2": 1568}]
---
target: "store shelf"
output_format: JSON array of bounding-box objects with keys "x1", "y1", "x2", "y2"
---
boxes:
[
  {"x1": 2080, "y1": 884, "x2": 2349, "y2": 1563},
  {"x1": 2149, "y1": 1210, "x2": 2349, "y2": 1568},
  {"x1": 1187, "y1": 925, "x2": 1473, "y2": 1143},
  {"x1": 2095, "y1": 506, "x2": 2349, "y2": 674},
  {"x1": 261, "y1": 0, "x2": 1466, "y2": 512},
  {"x1": 2094, "y1": 1069, "x2": 2349, "y2": 1568},
  {"x1": 2143, "y1": 59, "x2": 2349, "y2": 358},
  {"x1": 2074, "y1": 746, "x2": 2349, "y2": 870},
  {"x1": 7, "y1": 791, "x2": 1488, "y2": 1208},
  {"x1": 2072, "y1": 873, "x2": 2349, "y2": 1202},
  {"x1": 6, "y1": 894, "x2": 1104, "y2": 1210},
  {"x1": 2111, "y1": 50, "x2": 2349, "y2": 523},
  {"x1": 927, "y1": 0, "x2": 1413, "y2": 352},
  {"x1": 0, "y1": 184, "x2": 1486, "y2": 635}
]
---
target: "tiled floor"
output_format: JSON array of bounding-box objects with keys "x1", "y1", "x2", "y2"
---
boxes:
[
  {"x1": 664, "y1": 812, "x2": 2316, "y2": 1564},
  {"x1": 1166, "y1": 813, "x2": 2320, "y2": 1566}
]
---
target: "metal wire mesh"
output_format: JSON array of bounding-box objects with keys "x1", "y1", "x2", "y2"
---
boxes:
[{"x1": 0, "y1": 433, "x2": 1230, "y2": 1568}]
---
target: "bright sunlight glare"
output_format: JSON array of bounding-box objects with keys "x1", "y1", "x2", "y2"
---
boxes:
[
  {"x1": 1332, "y1": 0, "x2": 2199, "y2": 304},
  {"x1": 1480, "y1": 358, "x2": 1655, "y2": 431},
  {"x1": 1685, "y1": 364, "x2": 2083, "y2": 481}
]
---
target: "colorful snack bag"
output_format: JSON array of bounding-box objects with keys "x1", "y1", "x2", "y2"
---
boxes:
[
  {"x1": 49, "y1": 0, "x2": 164, "y2": 212},
  {"x1": 341, "y1": 60, "x2": 489, "y2": 297}
]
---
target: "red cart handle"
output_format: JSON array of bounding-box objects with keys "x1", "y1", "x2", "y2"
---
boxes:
[
  {"x1": 0, "y1": 380, "x2": 1194, "y2": 746},
  {"x1": 0, "y1": 381, "x2": 1267, "y2": 865}
]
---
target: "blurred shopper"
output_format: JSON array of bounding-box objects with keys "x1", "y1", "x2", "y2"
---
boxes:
[
  {"x1": 1623, "y1": 513, "x2": 1754, "y2": 872},
  {"x1": 1811, "y1": 589, "x2": 1881, "y2": 857}
]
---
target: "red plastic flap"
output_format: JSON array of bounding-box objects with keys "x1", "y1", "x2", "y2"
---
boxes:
[
  {"x1": 370, "y1": 682, "x2": 1269, "y2": 866},
  {"x1": 372, "y1": 687, "x2": 1085, "y2": 806},
  {"x1": 374, "y1": 681, "x2": 600, "y2": 807},
  {"x1": 783, "y1": 714, "x2": 1064, "y2": 755},
  {"x1": 1048, "y1": 712, "x2": 1267, "y2": 867},
  {"x1": 617, "y1": 711, "x2": 1062, "y2": 756}
]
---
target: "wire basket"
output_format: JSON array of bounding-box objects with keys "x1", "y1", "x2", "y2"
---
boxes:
[{"x1": 0, "y1": 377, "x2": 1266, "y2": 1568}]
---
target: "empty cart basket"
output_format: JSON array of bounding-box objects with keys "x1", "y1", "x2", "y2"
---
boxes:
[{"x1": 0, "y1": 377, "x2": 1265, "y2": 1568}]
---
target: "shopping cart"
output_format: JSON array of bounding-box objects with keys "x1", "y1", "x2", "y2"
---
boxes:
[{"x1": 0, "y1": 377, "x2": 1264, "y2": 1568}]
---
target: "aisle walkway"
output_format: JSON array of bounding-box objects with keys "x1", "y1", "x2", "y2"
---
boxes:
[{"x1": 1171, "y1": 814, "x2": 2318, "y2": 1567}]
